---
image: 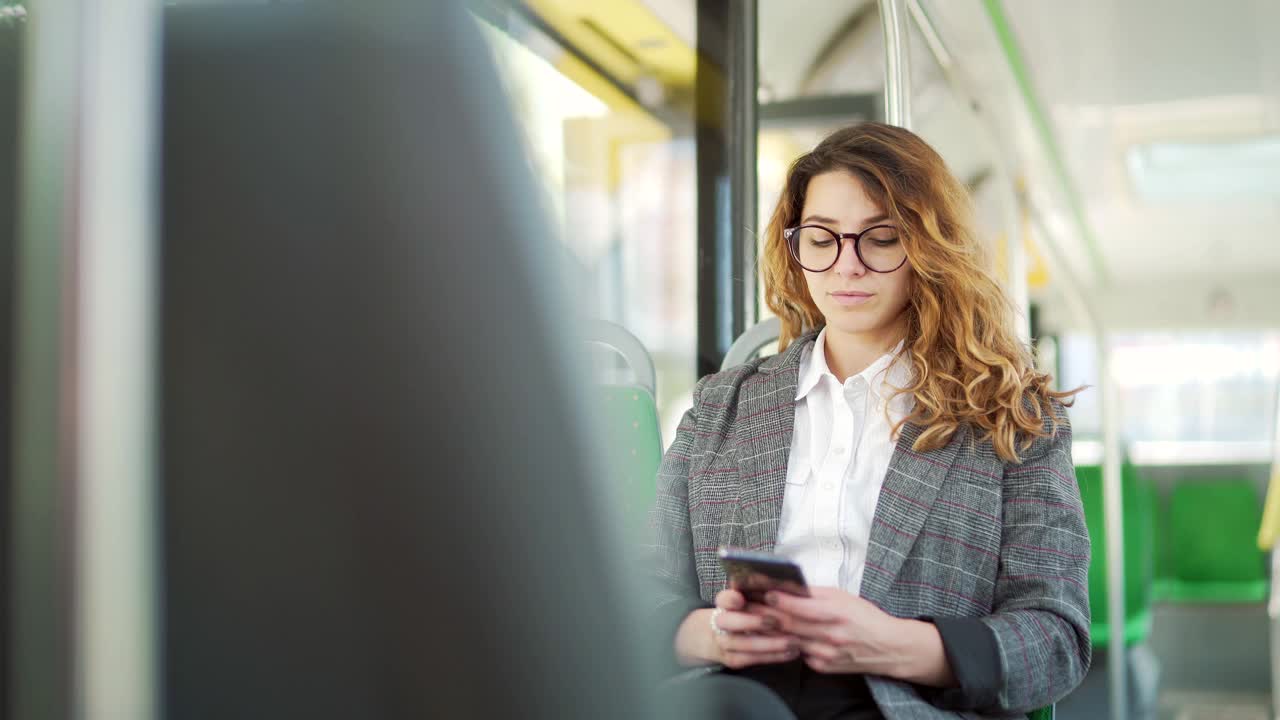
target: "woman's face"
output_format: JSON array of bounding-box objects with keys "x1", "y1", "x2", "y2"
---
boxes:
[{"x1": 797, "y1": 171, "x2": 914, "y2": 340}]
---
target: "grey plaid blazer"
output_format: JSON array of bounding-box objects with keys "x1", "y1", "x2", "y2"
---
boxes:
[{"x1": 646, "y1": 331, "x2": 1091, "y2": 719}]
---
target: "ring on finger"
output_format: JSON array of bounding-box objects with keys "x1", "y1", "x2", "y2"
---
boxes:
[{"x1": 710, "y1": 608, "x2": 728, "y2": 637}]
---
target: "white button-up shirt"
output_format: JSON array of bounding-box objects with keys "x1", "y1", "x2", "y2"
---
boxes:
[{"x1": 774, "y1": 329, "x2": 913, "y2": 595}]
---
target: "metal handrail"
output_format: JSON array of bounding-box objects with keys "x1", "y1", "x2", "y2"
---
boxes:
[{"x1": 877, "y1": 0, "x2": 911, "y2": 129}]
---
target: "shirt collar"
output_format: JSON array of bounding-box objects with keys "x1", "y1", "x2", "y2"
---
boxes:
[
  {"x1": 794, "y1": 329, "x2": 830, "y2": 401},
  {"x1": 794, "y1": 328, "x2": 910, "y2": 402}
]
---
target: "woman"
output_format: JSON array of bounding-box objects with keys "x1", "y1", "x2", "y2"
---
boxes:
[{"x1": 647, "y1": 123, "x2": 1089, "y2": 719}]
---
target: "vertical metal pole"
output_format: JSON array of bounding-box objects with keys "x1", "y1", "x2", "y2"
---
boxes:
[
  {"x1": 1100, "y1": 333, "x2": 1129, "y2": 720},
  {"x1": 877, "y1": 0, "x2": 911, "y2": 129},
  {"x1": 14, "y1": 0, "x2": 159, "y2": 718},
  {"x1": 75, "y1": 0, "x2": 160, "y2": 717},
  {"x1": 695, "y1": 0, "x2": 755, "y2": 375},
  {"x1": 731, "y1": 0, "x2": 758, "y2": 329},
  {"x1": 1000, "y1": 170, "x2": 1030, "y2": 345},
  {"x1": 12, "y1": 1, "x2": 81, "y2": 716},
  {"x1": 1270, "y1": 549, "x2": 1280, "y2": 720}
]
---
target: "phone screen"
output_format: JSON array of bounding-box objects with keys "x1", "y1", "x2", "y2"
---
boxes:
[{"x1": 717, "y1": 547, "x2": 809, "y2": 601}]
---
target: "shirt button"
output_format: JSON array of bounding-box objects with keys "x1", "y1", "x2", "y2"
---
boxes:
[
  {"x1": 823, "y1": 482, "x2": 834, "y2": 491},
  {"x1": 833, "y1": 446, "x2": 847, "y2": 455}
]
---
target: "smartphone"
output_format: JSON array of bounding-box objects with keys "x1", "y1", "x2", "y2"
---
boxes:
[{"x1": 717, "y1": 547, "x2": 810, "y2": 602}]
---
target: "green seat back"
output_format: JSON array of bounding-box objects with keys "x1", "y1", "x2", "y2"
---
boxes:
[
  {"x1": 596, "y1": 385, "x2": 662, "y2": 537},
  {"x1": 1075, "y1": 464, "x2": 1155, "y2": 646},
  {"x1": 1168, "y1": 480, "x2": 1265, "y2": 584},
  {"x1": 1154, "y1": 483, "x2": 1174, "y2": 585},
  {"x1": 1027, "y1": 707, "x2": 1054, "y2": 720}
]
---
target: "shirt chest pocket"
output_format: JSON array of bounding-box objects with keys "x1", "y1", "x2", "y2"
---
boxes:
[{"x1": 776, "y1": 447, "x2": 810, "y2": 534}]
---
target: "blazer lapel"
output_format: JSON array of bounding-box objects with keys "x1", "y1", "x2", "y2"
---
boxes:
[
  {"x1": 724, "y1": 331, "x2": 816, "y2": 552},
  {"x1": 859, "y1": 422, "x2": 966, "y2": 605}
]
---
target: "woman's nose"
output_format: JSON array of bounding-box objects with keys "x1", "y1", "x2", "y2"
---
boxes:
[{"x1": 833, "y1": 239, "x2": 868, "y2": 277}]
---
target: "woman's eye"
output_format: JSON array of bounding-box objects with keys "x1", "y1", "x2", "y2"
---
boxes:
[
  {"x1": 870, "y1": 237, "x2": 900, "y2": 247},
  {"x1": 808, "y1": 238, "x2": 835, "y2": 247}
]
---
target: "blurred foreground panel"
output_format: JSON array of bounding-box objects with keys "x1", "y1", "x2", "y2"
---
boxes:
[{"x1": 161, "y1": 3, "x2": 658, "y2": 718}]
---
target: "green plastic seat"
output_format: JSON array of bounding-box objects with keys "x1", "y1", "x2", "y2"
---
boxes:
[
  {"x1": 1075, "y1": 464, "x2": 1156, "y2": 649},
  {"x1": 1153, "y1": 483, "x2": 1174, "y2": 591},
  {"x1": 596, "y1": 384, "x2": 662, "y2": 538},
  {"x1": 1156, "y1": 479, "x2": 1267, "y2": 604},
  {"x1": 587, "y1": 320, "x2": 663, "y2": 537},
  {"x1": 1027, "y1": 707, "x2": 1054, "y2": 720}
]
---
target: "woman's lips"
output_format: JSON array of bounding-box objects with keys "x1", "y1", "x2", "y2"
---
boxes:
[{"x1": 830, "y1": 291, "x2": 873, "y2": 306}]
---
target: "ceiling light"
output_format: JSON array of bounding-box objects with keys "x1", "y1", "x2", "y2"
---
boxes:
[{"x1": 1126, "y1": 135, "x2": 1280, "y2": 201}]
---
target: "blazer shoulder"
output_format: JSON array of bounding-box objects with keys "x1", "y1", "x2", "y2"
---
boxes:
[
  {"x1": 690, "y1": 356, "x2": 774, "y2": 412},
  {"x1": 1012, "y1": 394, "x2": 1073, "y2": 467}
]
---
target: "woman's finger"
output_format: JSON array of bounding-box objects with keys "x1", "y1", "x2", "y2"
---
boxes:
[
  {"x1": 801, "y1": 642, "x2": 840, "y2": 662},
  {"x1": 713, "y1": 609, "x2": 781, "y2": 634},
  {"x1": 804, "y1": 654, "x2": 832, "y2": 673},
  {"x1": 765, "y1": 591, "x2": 839, "y2": 622},
  {"x1": 742, "y1": 602, "x2": 787, "y2": 622},
  {"x1": 721, "y1": 649, "x2": 799, "y2": 670},
  {"x1": 714, "y1": 589, "x2": 746, "y2": 611},
  {"x1": 776, "y1": 617, "x2": 840, "y2": 643},
  {"x1": 719, "y1": 632, "x2": 795, "y2": 655}
]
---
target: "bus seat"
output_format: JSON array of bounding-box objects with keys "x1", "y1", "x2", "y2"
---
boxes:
[
  {"x1": 1154, "y1": 482, "x2": 1174, "y2": 589},
  {"x1": 587, "y1": 318, "x2": 657, "y2": 396},
  {"x1": 1157, "y1": 479, "x2": 1267, "y2": 604},
  {"x1": 1027, "y1": 706, "x2": 1054, "y2": 720},
  {"x1": 588, "y1": 321, "x2": 662, "y2": 534},
  {"x1": 721, "y1": 316, "x2": 780, "y2": 370},
  {"x1": 1075, "y1": 464, "x2": 1157, "y2": 648}
]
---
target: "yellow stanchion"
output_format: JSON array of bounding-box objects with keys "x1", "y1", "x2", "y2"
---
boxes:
[{"x1": 1258, "y1": 470, "x2": 1280, "y2": 551}]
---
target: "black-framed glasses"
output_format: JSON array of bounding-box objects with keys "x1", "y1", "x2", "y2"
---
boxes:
[{"x1": 783, "y1": 224, "x2": 908, "y2": 273}]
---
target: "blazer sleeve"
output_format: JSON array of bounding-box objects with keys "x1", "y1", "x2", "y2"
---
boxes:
[
  {"x1": 940, "y1": 402, "x2": 1093, "y2": 714},
  {"x1": 641, "y1": 376, "x2": 712, "y2": 670}
]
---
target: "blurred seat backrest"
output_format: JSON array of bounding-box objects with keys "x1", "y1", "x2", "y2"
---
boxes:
[
  {"x1": 721, "y1": 316, "x2": 780, "y2": 371},
  {"x1": 160, "y1": 3, "x2": 658, "y2": 718},
  {"x1": 1160, "y1": 478, "x2": 1267, "y2": 603},
  {"x1": 587, "y1": 320, "x2": 662, "y2": 537},
  {"x1": 1075, "y1": 463, "x2": 1156, "y2": 649}
]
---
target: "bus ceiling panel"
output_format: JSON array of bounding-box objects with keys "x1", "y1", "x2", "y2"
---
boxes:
[
  {"x1": 923, "y1": 0, "x2": 1280, "y2": 296},
  {"x1": 757, "y1": 0, "x2": 874, "y2": 101},
  {"x1": 996, "y1": 0, "x2": 1280, "y2": 283},
  {"x1": 1000, "y1": 0, "x2": 1275, "y2": 108}
]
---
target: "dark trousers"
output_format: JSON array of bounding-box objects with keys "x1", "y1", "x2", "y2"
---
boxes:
[{"x1": 661, "y1": 661, "x2": 885, "y2": 720}]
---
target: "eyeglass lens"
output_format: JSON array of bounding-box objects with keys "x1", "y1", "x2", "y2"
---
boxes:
[{"x1": 793, "y1": 225, "x2": 904, "y2": 272}]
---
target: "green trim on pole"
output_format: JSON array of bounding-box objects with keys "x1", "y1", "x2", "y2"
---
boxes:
[{"x1": 982, "y1": 0, "x2": 1108, "y2": 284}]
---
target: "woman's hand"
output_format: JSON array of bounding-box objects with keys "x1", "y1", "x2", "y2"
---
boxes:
[
  {"x1": 753, "y1": 587, "x2": 955, "y2": 686},
  {"x1": 673, "y1": 589, "x2": 801, "y2": 669}
]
